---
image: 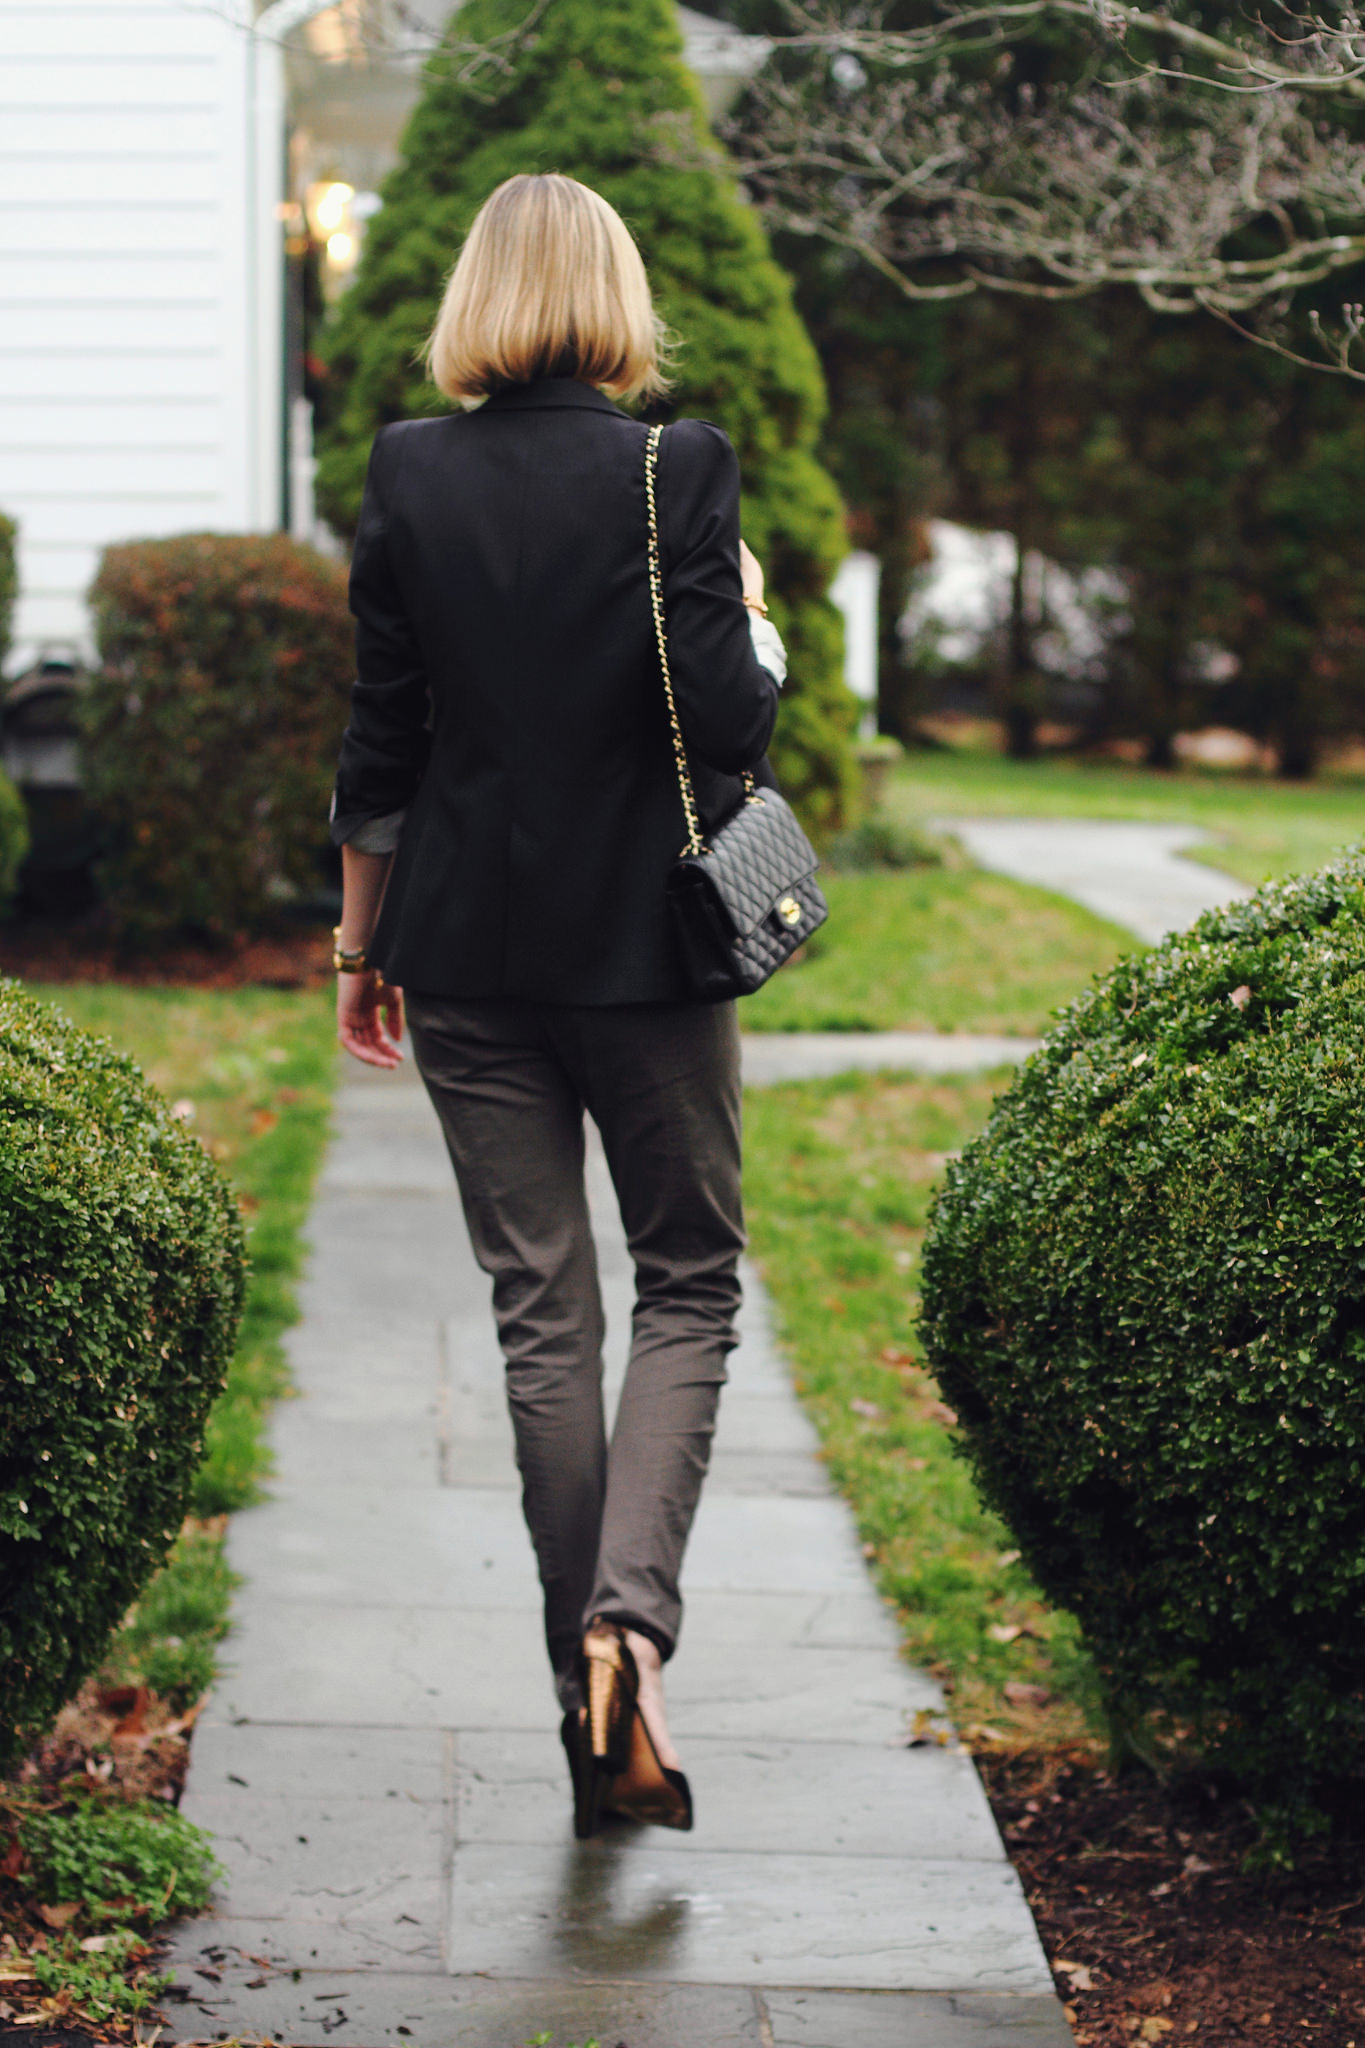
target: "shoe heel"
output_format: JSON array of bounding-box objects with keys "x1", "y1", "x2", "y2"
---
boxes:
[
  {"x1": 584, "y1": 1629, "x2": 619, "y2": 1758},
  {"x1": 583, "y1": 1623, "x2": 635, "y2": 1775}
]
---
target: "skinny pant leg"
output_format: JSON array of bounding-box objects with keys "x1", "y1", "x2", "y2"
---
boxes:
[
  {"x1": 547, "y1": 1000, "x2": 745, "y2": 1661},
  {"x1": 405, "y1": 995, "x2": 608, "y2": 1709}
]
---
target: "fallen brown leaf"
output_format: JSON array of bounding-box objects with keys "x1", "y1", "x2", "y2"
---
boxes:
[
  {"x1": 37, "y1": 1902, "x2": 79, "y2": 1930},
  {"x1": 907, "y1": 1709, "x2": 955, "y2": 1747},
  {"x1": 112, "y1": 1685, "x2": 152, "y2": 1737}
]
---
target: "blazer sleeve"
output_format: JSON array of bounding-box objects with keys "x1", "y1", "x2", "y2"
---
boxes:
[
  {"x1": 659, "y1": 420, "x2": 779, "y2": 775},
  {"x1": 329, "y1": 427, "x2": 432, "y2": 846}
]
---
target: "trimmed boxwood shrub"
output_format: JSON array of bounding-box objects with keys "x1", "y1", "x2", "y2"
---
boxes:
[
  {"x1": 920, "y1": 854, "x2": 1365, "y2": 1813},
  {"x1": 0, "y1": 981, "x2": 245, "y2": 1765},
  {"x1": 85, "y1": 535, "x2": 353, "y2": 944}
]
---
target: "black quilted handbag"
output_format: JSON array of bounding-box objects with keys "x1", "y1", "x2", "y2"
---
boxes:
[{"x1": 645, "y1": 424, "x2": 829, "y2": 1000}]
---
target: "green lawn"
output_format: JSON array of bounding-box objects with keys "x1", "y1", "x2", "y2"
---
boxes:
[
  {"x1": 754, "y1": 753, "x2": 1365, "y2": 1046},
  {"x1": 887, "y1": 748, "x2": 1365, "y2": 887},
  {"x1": 744, "y1": 1069, "x2": 1094, "y2": 1746},
  {"x1": 741, "y1": 867, "x2": 1130, "y2": 1036}
]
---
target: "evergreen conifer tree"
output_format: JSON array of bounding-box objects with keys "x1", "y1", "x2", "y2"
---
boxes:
[{"x1": 314, "y1": 0, "x2": 857, "y2": 827}]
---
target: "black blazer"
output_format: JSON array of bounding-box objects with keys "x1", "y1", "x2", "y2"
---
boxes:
[{"x1": 330, "y1": 378, "x2": 780, "y2": 1004}]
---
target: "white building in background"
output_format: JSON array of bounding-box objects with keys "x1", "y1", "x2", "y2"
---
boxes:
[
  {"x1": 1, "y1": 0, "x2": 285, "y2": 666},
  {"x1": 1, "y1": 2, "x2": 884, "y2": 712},
  {"x1": 905, "y1": 519, "x2": 1127, "y2": 688},
  {"x1": 829, "y1": 549, "x2": 880, "y2": 736}
]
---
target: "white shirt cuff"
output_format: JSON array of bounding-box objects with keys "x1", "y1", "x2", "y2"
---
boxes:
[{"x1": 748, "y1": 611, "x2": 787, "y2": 686}]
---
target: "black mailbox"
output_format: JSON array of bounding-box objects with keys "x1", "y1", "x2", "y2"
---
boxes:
[{"x1": 2, "y1": 648, "x2": 101, "y2": 913}]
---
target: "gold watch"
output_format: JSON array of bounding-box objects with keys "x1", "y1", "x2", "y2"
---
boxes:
[{"x1": 332, "y1": 926, "x2": 369, "y2": 974}]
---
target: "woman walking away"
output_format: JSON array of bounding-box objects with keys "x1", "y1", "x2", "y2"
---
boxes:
[{"x1": 327, "y1": 173, "x2": 789, "y2": 1838}]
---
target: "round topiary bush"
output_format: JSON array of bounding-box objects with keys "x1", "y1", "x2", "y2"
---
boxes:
[
  {"x1": 920, "y1": 854, "x2": 1365, "y2": 1812},
  {"x1": 0, "y1": 982, "x2": 245, "y2": 1764}
]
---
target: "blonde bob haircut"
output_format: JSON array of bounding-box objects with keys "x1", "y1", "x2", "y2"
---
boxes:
[{"x1": 426, "y1": 173, "x2": 670, "y2": 404}]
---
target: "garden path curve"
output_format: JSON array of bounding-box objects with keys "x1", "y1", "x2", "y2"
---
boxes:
[
  {"x1": 166, "y1": 1042, "x2": 1068, "y2": 2048},
  {"x1": 936, "y1": 818, "x2": 1253, "y2": 944}
]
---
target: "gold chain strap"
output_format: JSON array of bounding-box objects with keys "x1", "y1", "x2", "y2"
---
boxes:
[
  {"x1": 644, "y1": 424, "x2": 705, "y2": 858},
  {"x1": 644, "y1": 424, "x2": 756, "y2": 859}
]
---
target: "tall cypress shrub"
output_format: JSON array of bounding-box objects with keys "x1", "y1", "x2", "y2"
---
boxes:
[{"x1": 314, "y1": 0, "x2": 857, "y2": 830}]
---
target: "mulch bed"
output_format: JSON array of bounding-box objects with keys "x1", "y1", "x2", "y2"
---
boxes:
[
  {"x1": 0, "y1": 914, "x2": 332, "y2": 990},
  {"x1": 0, "y1": 2032, "x2": 125, "y2": 2046},
  {"x1": 979, "y1": 1747, "x2": 1365, "y2": 2045}
]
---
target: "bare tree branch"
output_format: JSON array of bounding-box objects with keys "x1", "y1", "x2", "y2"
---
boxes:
[
  {"x1": 253, "y1": 0, "x2": 549, "y2": 85},
  {"x1": 711, "y1": 1, "x2": 1365, "y2": 371},
  {"x1": 1198, "y1": 291, "x2": 1365, "y2": 376},
  {"x1": 763, "y1": 0, "x2": 1365, "y2": 100},
  {"x1": 727, "y1": 60, "x2": 1365, "y2": 303}
]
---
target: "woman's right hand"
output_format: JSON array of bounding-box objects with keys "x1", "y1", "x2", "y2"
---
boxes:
[
  {"x1": 337, "y1": 970, "x2": 406, "y2": 1069},
  {"x1": 739, "y1": 539, "x2": 765, "y2": 609}
]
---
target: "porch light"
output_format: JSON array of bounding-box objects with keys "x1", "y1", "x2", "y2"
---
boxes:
[{"x1": 313, "y1": 181, "x2": 353, "y2": 234}]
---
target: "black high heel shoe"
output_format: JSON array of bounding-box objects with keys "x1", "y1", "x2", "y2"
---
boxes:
[{"x1": 581, "y1": 1619, "x2": 693, "y2": 1832}]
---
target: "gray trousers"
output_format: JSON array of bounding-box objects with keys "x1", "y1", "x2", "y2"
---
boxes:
[{"x1": 405, "y1": 994, "x2": 745, "y2": 1711}]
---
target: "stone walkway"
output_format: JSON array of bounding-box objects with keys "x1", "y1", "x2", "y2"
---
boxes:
[
  {"x1": 741, "y1": 1030, "x2": 1038, "y2": 1083},
  {"x1": 167, "y1": 1044, "x2": 1067, "y2": 2048},
  {"x1": 938, "y1": 817, "x2": 1253, "y2": 945}
]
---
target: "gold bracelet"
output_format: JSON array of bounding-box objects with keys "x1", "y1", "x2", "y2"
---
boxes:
[
  {"x1": 742, "y1": 595, "x2": 769, "y2": 617},
  {"x1": 332, "y1": 926, "x2": 369, "y2": 974}
]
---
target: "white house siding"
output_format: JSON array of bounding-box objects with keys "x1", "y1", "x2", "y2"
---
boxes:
[{"x1": 0, "y1": 0, "x2": 284, "y2": 668}]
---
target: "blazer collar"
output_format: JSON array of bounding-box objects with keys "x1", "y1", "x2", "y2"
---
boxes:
[{"x1": 480, "y1": 377, "x2": 625, "y2": 416}]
